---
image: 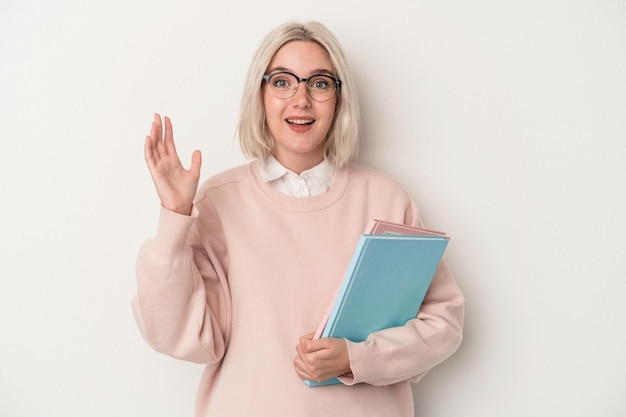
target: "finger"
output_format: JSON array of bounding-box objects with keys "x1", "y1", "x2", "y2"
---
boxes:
[
  {"x1": 302, "y1": 337, "x2": 331, "y2": 353},
  {"x1": 147, "y1": 122, "x2": 163, "y2": 161},
  {"x1": 148, "y1": 119, "x2": 156, "y2": 140},
  {"x1": 294, "y1": 352, "x2": 329, "y2": 382},
  {"x1": 153, "y1": 113, "x2": 163, "y2": 142},
  {"x1": 299, "y1": 333, "x2": 315, "y2": 345},
  {"x1": 293, "y1": 356, "x2": 312, "y2": 380},
  {"x1": 163, "y1": 115, "x2": 177, "y2": 156},
  {"x1": 295, "y1": 342, "x2": 316, "y2": 369},
  {"x1": 144, "y1": 136, "x2": 156, "y2": 168},
  {"x1": 293, "y1": 350, "x2": 318, "y2": 379},
  {"x1": 189, "y1": 149, "x2": 202, "y2": 178},
  {"x1": 153, "y1": 113, "x2": 167, "y2": 158}
]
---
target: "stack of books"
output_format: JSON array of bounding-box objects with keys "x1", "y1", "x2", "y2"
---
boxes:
[{"x1": 305, "y1": 219, "x2": 449, "y2": 386}]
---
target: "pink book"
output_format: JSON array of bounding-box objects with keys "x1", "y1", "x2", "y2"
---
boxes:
[{"x1": 363, "y1": 219, "x2": 446, "y2": 236}]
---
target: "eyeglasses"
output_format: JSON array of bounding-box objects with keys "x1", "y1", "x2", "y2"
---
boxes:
[{"x1": 262, "y1": 71, "x2": 342, "y2": 102}]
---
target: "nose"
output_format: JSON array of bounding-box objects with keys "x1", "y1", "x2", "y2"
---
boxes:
[{"x1": 292, "y1": 81, "x2": 311, "y2": 107}]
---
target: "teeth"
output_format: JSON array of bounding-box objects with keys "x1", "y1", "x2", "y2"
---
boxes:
[{"x1": 287, "y1": 119, "x2": 314, "y2": 125}]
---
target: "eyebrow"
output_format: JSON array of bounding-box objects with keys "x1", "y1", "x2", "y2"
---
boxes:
[{"x1": 266, "y1": 66, "x2": 335, "y2": 77}]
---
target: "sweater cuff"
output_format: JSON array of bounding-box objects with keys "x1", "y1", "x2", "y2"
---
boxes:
[
  {"x1": 150, "y1": 205, "x2": 198, "y2": 257},
  {"x1": 339, "y1": 339, "x2": 373, "y2": 385}
]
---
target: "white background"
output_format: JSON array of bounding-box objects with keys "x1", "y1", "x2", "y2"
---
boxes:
[{"x1": 1, "y1": 1, "x2": 625, "y2": 416}]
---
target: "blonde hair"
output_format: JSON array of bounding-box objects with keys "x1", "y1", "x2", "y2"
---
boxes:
[{"x1": 237, "y1": 21, "x2": 360, "y2": 167}]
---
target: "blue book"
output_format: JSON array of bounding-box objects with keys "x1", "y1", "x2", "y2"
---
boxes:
[{"x1": 305, "y1": 221, "x2": 449, "y2": 386}]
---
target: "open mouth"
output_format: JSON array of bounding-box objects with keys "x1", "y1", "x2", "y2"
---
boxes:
[{"x1": 286, "y1": 119, "x2": 315, "y2": 126}]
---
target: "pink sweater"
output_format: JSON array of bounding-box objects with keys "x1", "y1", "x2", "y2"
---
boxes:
[{"x1": 133, "y1": 162, "x2": 464, "y2": 417}]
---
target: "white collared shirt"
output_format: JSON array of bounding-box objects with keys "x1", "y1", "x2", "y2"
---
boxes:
[{"x1": 258, "y1": 156, "x2": 336, "y2": 197}]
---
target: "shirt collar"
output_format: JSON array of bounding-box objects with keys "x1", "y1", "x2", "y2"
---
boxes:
[
  {"x1": 258, "y1": 155, "x2": 336, "y2": 188},
  {"x1": 258, "y1": 155, "x2": 289, "y2": 182}
]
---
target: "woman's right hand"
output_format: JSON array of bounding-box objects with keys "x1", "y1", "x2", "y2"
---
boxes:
[{"x1": 144, "y1": 114, "x2": 202, "y2": 216}]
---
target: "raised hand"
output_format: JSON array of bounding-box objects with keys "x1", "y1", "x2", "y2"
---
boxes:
[{"x1": 144, "y1": 114, "x2": 202, "y2": 215}]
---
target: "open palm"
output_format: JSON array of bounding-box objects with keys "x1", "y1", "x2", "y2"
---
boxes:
[{"x1": 144, "y1": 114, "x2": 202, "y2": 215}]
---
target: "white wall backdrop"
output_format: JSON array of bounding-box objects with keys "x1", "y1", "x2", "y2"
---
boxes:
[{"x1": 1, "y1": 1, "x2": 624, "y2": 416}]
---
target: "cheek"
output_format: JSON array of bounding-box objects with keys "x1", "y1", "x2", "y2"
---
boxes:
[
  {"x1": 263, "y1": 88, "x2": 281, "y2": 115},
  {"x1": 262, "y1": 95, "x2": 284, "y2": 138},
  {"x1": 322, "y1": 100, "x2": 338, "y2": 126}
]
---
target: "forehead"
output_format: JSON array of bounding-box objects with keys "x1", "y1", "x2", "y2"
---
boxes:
[{"x1": 268, "y1": 41, "x2": 334, "y2": 74}]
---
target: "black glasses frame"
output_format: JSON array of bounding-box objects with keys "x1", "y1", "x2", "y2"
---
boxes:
[{"x1": 262, "y1": 71, "x2": 342, "y2": 101}]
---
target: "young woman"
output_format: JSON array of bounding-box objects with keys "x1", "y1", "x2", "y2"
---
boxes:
[{"x1": 133, "y1": 21, "x2": 464, "y2": 417}]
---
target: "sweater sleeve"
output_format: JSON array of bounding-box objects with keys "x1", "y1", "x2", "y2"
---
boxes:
[
  {"x1": 339, "y1": 259, "x2": 464, "y2": 386},
  {"x1": 339, "y1": 200, "x2": 464, "y2": 386},
  {"x1": 131, "y1": 204, "x2": 231, "y2": 364}
]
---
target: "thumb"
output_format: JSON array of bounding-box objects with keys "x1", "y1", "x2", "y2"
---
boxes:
[
  {"x1": 190, "y1": 149, "x2": 202, "y2": 177},
  {"x1": 298, "y1": 333, "x2": 316, "y2": 352}
]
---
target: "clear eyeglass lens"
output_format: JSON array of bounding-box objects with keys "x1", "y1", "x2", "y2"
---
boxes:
[{"x1": 268, "y1": 73, "x2": 335, "y2": 102}]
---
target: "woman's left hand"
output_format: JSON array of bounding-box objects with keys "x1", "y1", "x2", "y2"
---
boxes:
[{"x1": 293, "y1": 333, "x2": 352, "y2": 382}]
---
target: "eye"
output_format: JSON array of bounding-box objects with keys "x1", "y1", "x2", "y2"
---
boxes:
[
  {"x1": 309, "y1": 76, "x2": 332, "y2": 90},
  {"x1": 271, "y1": 75, "x2": 292, "y2": 89}
]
